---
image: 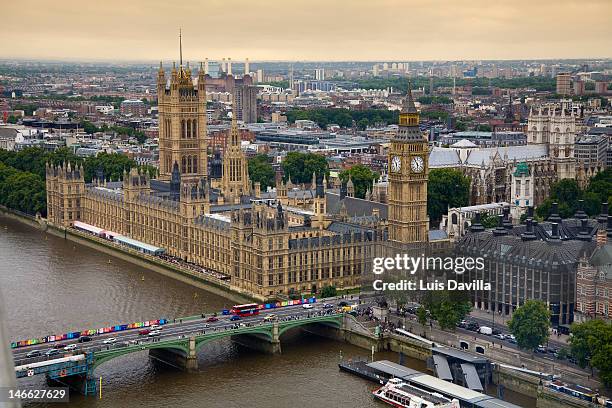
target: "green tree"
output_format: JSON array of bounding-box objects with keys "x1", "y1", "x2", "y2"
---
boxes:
[
  {"x1": 320, "y1": 285, "x2": 337, "y2": 298},
  {"x1": 7, "y1": 115, "x2": 18, "y2": 124},
  {"x1": 281, "y1": 152, "x2": 329, "y2": 184},
  {"x1": 423, "y1": 291, "x2": 472, "y2": 331},
  {"x1": 339, "y1": 164, "x2": 379, "y2": 199},
  {"x1": 357, "y1": 118, "x2": 369, "y2": 131},
  {"x1": 455, "y1": 121, "x2": 467, "y2": 131},
  {"x1": 248, "y1": 154, "x2": 275, "y2": 191},
  {"x1": 569, "y1": 319, "x2": 612, "y2": 377},
  {"x1": 477, "y1": 213, "x2": 499, "y2": 228},
  {"x1": 427, "y1": 168, "x2": 470, "y2": 226},
  {"x1": 508, "y1": 300, "x2": 550, "y2": 351},
  {"x1": 80, "y1": 120, "x2": 99, "y2": 135},
  {"x1": 416, "y1": 306, "x2": 428, "y2": 326}
]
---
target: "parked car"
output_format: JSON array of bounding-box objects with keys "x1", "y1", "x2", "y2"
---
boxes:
[
  {"x1": 479, "y1": 326, "x2": 493, "y2": 335},
  {"x1": 466, "y1": 322, "x2": 480, "y2": 332},
  {"x1": 493, "y1": 333, "x2": 505, "y2": 340}
]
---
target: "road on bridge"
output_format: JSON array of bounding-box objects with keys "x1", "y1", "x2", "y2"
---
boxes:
[{"x1": 12, "y1": 297, "x2": 363, "y2": 367}]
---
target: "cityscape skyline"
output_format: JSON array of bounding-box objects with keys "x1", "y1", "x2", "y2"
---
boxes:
[{"x1": 3, "y1": 0, "x2": 612, "y2": 62}]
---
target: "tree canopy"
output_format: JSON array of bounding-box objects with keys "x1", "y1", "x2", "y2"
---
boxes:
[
  {"x1": 422, "y1": 290, "x2": 472, "y2": 331},
  {"x1": 339, "y1": 164, "x2": 379, "y2": 199},
  {"x1": 285, "y1": 108, "x2": 399, "y2": 129},
  {"x1": 508, "y1": 300, "x2": 550, "y2": 351},
  {"x1": 0, "y1": 147, "x2": 156, "y2": 216},
  {"x1": 281, "y1": 152, "x2": 329, "y2": 184},
  {"x1": 535, "y1": 170, "x2": 612, "y2": 219},
  {"x1": 427, "y1": 168, "x2": 470, "y2": 226},
  {"x1": 248, "y1": 154, "x2": 275, "y2": 191},
  {"x1": 569, "y1": 319, "x2": 612, "y2": 385}
]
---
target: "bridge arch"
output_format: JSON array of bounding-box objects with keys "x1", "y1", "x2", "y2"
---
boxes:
[
  {"x1": 194, "y1": 325, "x2": 274, "y2": 353},
  {"x1": 277, "y1": 315, "x2": 343, "y2": 338},
  {"x1": 91, "y1": 341, "x2": 190, "y2": 372}
]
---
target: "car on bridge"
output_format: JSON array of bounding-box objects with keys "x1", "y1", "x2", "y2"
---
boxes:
[
  {"x1": 52, "y1": 343, "x2": 67, "y2": 349},
  {"x1": 45, "y1": 349, "x2": 60, "y2": 357},
  {"x1": 103, "y1": 338, "x2": 117, "y2": 344},
  {"x1": 63, "y1": 344, "x2": 78, "y2": 351},
  {"x1": 263, "y1": 314, "x2": 277, "y2": 322},
  {"x1": 302, "y1": 304, "x2": 313, "y2": 309},
  {"x1": 78, "y1": 336, "x2": 92, "y2": 343},
  {"x1": 26, "y1": 350, "x2": 42, "y2": 358},
  {"x1": 138, "y1": 329, "x2": 151, "y2": 336},
  {"x1": 229, "y1": 315, "x2": 241, "y2": 321},
  {"x1": 148, "y1": 330, "x2": 161, "y2": 337},
  {"x1": 323, "y1": 303, "x2": 334, "y2": 309},
  {"x1": 206, "y1": 316, "x2": 219, "y2": 322}
]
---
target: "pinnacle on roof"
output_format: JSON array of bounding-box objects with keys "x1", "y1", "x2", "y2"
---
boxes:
[{"x1": 401, "y1": 79, "x2": 418, "y2": 115}]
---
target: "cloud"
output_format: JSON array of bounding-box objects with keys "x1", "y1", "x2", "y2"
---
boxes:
[{"x1": 2, "y1": 0, "x2": 611, "y2": 61}]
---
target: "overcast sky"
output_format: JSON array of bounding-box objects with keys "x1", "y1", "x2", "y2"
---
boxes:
[{"x1": 3, "y1": 0, "x2": 611, "y2": 62}]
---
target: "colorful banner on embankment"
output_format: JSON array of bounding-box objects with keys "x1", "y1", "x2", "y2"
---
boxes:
[{"x1": 11, "y1": 319, "x2": 168, "y2": 348}]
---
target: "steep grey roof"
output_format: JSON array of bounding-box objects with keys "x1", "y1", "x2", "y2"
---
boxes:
[
  {"x1": 464, "y1": 145, "x2": 548, "y2": 166},
  {"x1": 326, "y1": 192, "x2": 388, "y2": 219},
  {"x1": 429, "y1": 147, "x2": 461, "y2": 167}
]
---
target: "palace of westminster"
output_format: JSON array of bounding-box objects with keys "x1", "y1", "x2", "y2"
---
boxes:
[{"x1": 44, "y1": 57, "x2": 600, "y2": 305}]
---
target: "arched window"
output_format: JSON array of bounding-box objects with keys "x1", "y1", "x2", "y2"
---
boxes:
[
  {"x1": 181, "y1": 156, "x2": 187, "y2": 173},
  {"x1": 193, "y1": 156, "x2": 198, "y2": 174},
  {"x1": 186, "y1": 120, "x2": 192, "y2": 139},
  {"x1": 192, "y1": 120, "x2": 197, "y2": 138},
  {"x1": 181, "y1": 120, "x2": 186, "y2": 138}
]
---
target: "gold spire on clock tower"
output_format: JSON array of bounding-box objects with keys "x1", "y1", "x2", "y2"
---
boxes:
[{"x1": 387, "y1": 80, "x2": 429, "y2": 245}]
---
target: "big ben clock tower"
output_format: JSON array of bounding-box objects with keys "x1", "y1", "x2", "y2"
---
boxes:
[{"x1": 388, "y1": 81, "x2": 429, "y2": 244}]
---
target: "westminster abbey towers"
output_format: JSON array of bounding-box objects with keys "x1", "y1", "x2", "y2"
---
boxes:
[{"x1": 387, "y1": 82, "x2": 430, "y2": 245}]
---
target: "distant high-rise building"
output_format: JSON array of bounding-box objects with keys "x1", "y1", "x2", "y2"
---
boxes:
[
  {"x1": 227, "y1": 58, "x2": 232, "y2": 75},
  {"x1": 315, "y1": 68, "x2": 325, "y2": 81},
  {"x1": 244, "y1": 58, "x2": 250, "y2": 75},
  {"x1": 556, "y1": 72, "x2": 572, "y2": 95},
  {"x1": 382, "y1": 62, "x2": 389, "y2": 70},
  {"x1": 256, "y1": 69, "x2": 264, "y2": 83},
  {"x1": 372, "y1": 64, "x2": 379, "y2": 77},
  {"x1": 233, "y1": 85, "x2": 258, "y2": 123}
]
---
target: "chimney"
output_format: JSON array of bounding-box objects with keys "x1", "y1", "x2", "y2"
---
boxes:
[
  {"x1": 503, "y1": 206, "x2": 513, "y2": 229},
  {"x1": 596, "y1": 216, "x2": 608, "y2": 246},
  {"x1": 550, "y1": 222, "x2": 560, "y2": 241},
  {"x1": 493, "y1": 214, "x2": 508, "y2": 236},
  {"x1": 521, "y1": 218, "x2": 537, "y2": 241},
  {"x1": 574, "y1": 199, "x2": 587, "y2": 220},
  {"x1": 470, "y1": 212, "x2": 485, "y2": 233},
  {"x1": 576, "y1": 218, "x2": 592, "y2": 241},
  {"x1": 548, "y1": 202, "x2": 561, "y2": 223},
  {"x1": 598, "y1": 202, "x2": 609, "y2": 224}
]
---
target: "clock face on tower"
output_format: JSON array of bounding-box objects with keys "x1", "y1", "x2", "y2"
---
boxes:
[
  {"x1": 391, "y1": 156, "x2": 401, "y2": 173},
  {"x1": 411, "y1": 156, "x2": 424, "y2": 173}
]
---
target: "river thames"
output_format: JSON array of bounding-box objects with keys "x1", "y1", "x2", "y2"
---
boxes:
[{"x1": 0, "y1": 214, "x2": 535, "y2": 407}]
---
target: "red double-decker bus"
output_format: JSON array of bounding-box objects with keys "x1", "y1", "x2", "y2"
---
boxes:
[{"x1": 231, "y1": 303, "x2": 260, "y2": 317}]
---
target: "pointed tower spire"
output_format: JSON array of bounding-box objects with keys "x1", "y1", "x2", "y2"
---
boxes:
[
  {"x1": 179, "y1": 28, "x2": 183, "y2": 67},
  {"x1": 402, "y1": 79, "x2": 417, "y2": 114}
]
